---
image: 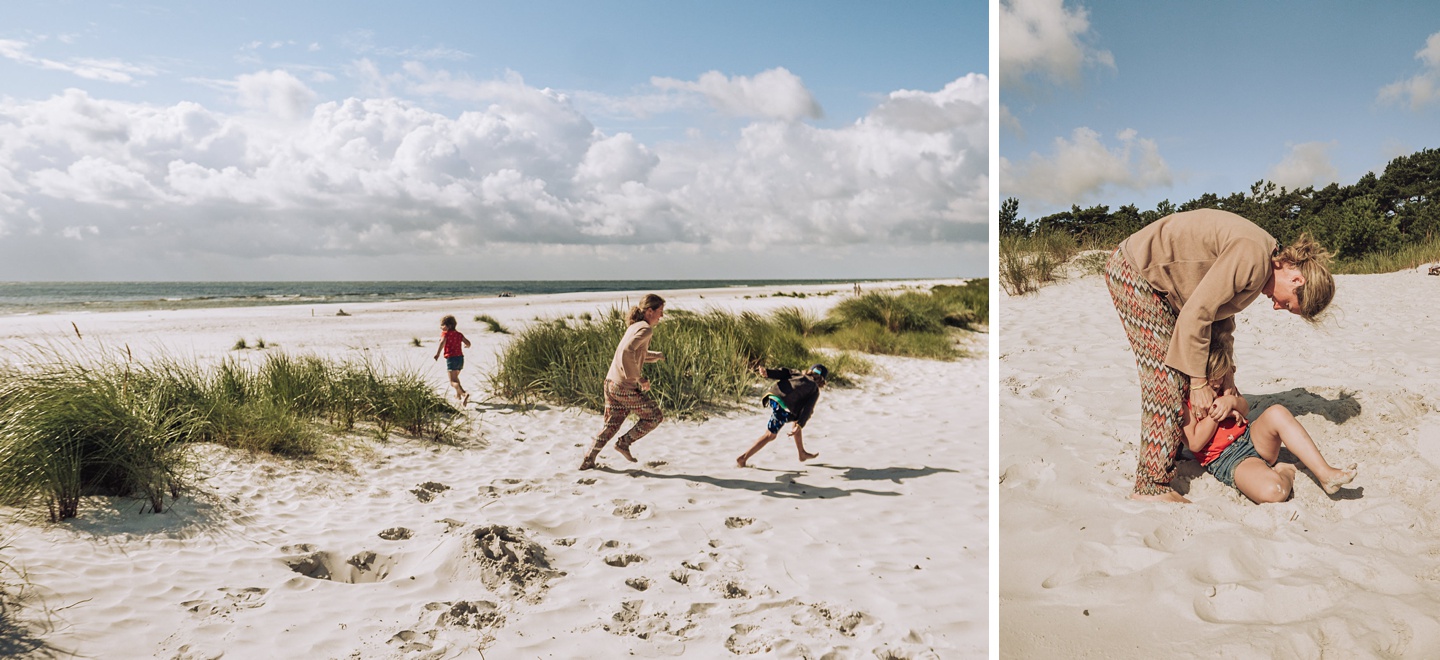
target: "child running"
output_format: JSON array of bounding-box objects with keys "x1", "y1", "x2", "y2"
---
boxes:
[
  {"x1": 433, "y1": 314, "x2": 472, "y2": 406},
  {"x1": 1185, "y1": 331, "x2": 1355, "y2": 503},
  {"x1": 737, "y1": 364, "x2": 827, "y2": 468}
]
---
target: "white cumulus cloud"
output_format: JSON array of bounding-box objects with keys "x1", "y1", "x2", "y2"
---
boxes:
[
  {"x1": 1001, "y1": 126, "x2": 1170, "y2": 206},
  {"x1": 1265, "y1": 141, "x2": 1339, "y2": 191},
  {"x1": 999, "y1": 0, "x2": 1114, "y2": 87},
  {"x1": 1379, "y1": 31, "x2": 1440, "y2": 111},
  {"x1": 651, "y1": 67, "x2": 823, "y2": 121},
  {"x1": 0, "y1": 66, "x2": 984, "y2": 277}
]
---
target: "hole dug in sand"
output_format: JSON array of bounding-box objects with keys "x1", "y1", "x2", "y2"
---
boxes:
[{"x1": 282, "y1": 549, "x2": 398, "y2": 584}]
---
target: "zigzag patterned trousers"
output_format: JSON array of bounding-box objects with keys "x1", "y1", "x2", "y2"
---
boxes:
[{"x1": 1105, "y1": 248, "x2": 1187, "y2": 496}]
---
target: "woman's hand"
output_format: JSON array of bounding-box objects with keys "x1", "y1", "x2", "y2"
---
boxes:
[
  {"x1": 1208, "y1": 395, "x2": 1235, "y2": 422},
  {"x1": 1188, "y1": 379, "x2": 1215, "y2": 414}
]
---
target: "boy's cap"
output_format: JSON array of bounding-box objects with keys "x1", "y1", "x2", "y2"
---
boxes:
[{"x1": 808, "y1": 364, "x2": 829, "y2": 379}]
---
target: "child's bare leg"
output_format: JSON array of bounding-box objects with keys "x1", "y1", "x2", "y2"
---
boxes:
[
  {"x1": 448, "y1": 371, "x2": 469, "y2": 405},
  {"x1": 793, "y1": 435, "x2": 818, "y2": 462},
  {"x1": 1233, "y1": 457, "x2": 1295, "y2": 504},
  {"x1": 738, "y1": 432, "x2": 776, "y2": 467},
  {"x1": 1249, "y1": 405, "x2": 1355, "y2": 494}
]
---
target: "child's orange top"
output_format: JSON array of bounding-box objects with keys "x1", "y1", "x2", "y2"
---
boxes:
[
  {"x1": 441, "y1": 329, "x2": 467, "y2": 358},
  {"x1": 1189, "y1": 400, "x2": 1248, "y2": 465}
]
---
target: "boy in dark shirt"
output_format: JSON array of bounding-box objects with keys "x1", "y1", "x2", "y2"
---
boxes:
[{"x1": 736, "y1": 364, "x2": 827, "y2": 467}]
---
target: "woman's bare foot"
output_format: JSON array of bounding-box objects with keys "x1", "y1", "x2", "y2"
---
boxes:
[
  {"x1": 798, "y1": 451, "x2": 818, "y2": 462},
  {"x1": 615, "y1": 443, "x2": 637, "y2": 463},
  {"x1": 1129, "y1": 490, "x2": 1191, "y2": 504},
  {"x1": 1319, "y1": 463, "x2": 1357, "y2": 494},
  {"x1": 579, "y1": 457, "x2": 596, "y2": 471}
]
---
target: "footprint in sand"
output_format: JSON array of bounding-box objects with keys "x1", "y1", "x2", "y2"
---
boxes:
[
  {"x1": 181, "y1": 586, "x2": 268, "y2": 618},
  {"x1": 611, "y1": 499, "x2": 649, "y2": 519},
  {"x1": 432, "y1": 600, "x2": 505, "y2": 630},
  {"x1": 669, "y1": 569, "x2": 692, "y2": 585},
  {"x1": 713, "y1": 578, "x2": 750, "y2": 599},
  {"x1": 725, "y1": 516, "x2": 754, "y2": 529},
  {"x1": 386, "y1": 629, "x2": 436, "y2": 653},
  {"x1": 412, "y1": 482, "x2": 450, "y2": 503},
  {"x1": 378, "y1": 527, "x2": 413, "y2": 541},
  {"x1": 282, "y1": 550, "x2": 398, "y2": 584},
  {"x1": 604, "y1": 553, "x2": 646, "y2": 567},
  {"x1": 625, "y1": 577, "x2": 651, "y2": 591},
  {"x1": 1194, "y1": 582, "x2": 1332, "y2": 625},
  {"x1": 724, "y1": 624, "x2": 776, "y2": 655},
  {"x1": 645, "y1": 460, "x2": 668, "y2": 468}
]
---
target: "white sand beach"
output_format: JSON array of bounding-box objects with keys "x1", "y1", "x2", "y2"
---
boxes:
[
  {"x1": 0, "y1": 281, "x2": 986, "y2": 659},
  {"x1": 1000, "y1": 264, "x2": 1440, "y2": 657}
]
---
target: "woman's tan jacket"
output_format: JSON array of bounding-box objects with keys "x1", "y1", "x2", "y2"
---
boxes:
[{"x1": 1120, "y1": 209, "x2": 1277, "y2": 379}]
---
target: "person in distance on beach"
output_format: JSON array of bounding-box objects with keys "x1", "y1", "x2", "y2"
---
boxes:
[
  {"x1": 1184, "y1": 329, "x2": 1356, "y2": 503},
  {"x1": 736, "y1": 364, "x2": 827, "y2": 468},
  {"x1": 579, "y1": 294, "x2": 666, "y2": 471},
  {"x1": 433, "y1": 314, "x2": 471, "y2": 406},
  {"x1": 1105, "y1": 209, "x2": 1335, "y2": 503}
]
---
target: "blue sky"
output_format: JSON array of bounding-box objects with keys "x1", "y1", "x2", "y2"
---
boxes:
[
  {"x1": 1000, "y1": 0, "x2": 1440, "y2": 220},
  {"x1": 0, "y1": 1, "x2": 985, "y2": 280}
]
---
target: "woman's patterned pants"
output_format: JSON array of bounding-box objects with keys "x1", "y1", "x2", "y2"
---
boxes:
[
  {"x1": 1105, "y1": 248, "x2": 1188, "y2": 497},
  {"x1": 587, "y1": 379, "x2": 663, "y2": 459}
]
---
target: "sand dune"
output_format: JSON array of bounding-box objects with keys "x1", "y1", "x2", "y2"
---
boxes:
[
  {"x1": 0, "y1": 281, "x2": 986, "y2": 659},
  {"x1": 1000, "y1": 266, "x2": 1440, "y2": 658}
]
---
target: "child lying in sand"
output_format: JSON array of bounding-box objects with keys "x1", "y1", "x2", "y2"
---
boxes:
[
  {"x1": 737, "y1": 364, "x2": 826, "y2": 468},
  {"x1": 1185, "y1": 332, "x2": 1356, "y2": 503}
]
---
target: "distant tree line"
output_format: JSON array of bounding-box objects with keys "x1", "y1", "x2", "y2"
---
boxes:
[{"x1": 1000, "y1": 147, "x2": 1440, "y2": 261}]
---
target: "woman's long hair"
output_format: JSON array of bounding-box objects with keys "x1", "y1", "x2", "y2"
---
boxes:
[
  {"x1": 1276, "y1": 232, "x2": 1334, "y2": 321},
  {"x1": 628, "y1": 294, "x2": 665, "y2": 323}
]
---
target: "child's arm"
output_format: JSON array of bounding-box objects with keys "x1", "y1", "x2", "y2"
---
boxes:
[
  {"x1": 433, "y1": 336, "x2": 442, "y2": 360},
  {"x1": 1184, "y1": 407, "x2": 1217, "y2": 455}
]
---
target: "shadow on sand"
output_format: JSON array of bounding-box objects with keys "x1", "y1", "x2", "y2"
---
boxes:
[
  {"x1": 591, "y1": 466, "x2": 895, "y2": 500},
  {"x1": 1246, "y1": 388, "x2": 1362, "y2": 426}
]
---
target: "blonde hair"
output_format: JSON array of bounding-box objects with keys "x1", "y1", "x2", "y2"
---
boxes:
[
  {"x1": 628, "y1": 294, "x2": 666, "y2": 323},
  {"x1": 1206, "y1": 327, "x2": 1234, "y2": 381},
  {"x1": 1275, "y1": 232, "x2": 1334, "y2": 321}
]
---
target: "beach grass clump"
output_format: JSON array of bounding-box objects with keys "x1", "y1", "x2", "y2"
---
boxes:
[
  {"x1": 0, "y1": 347, "x2": 458, "y2": 520},
  {"x1": 1000, "y1": 231, "x2": 1082, "y2": 295},
  {"x1": 1332, "y1": 233, "x2": 1440, "y2": 274},
  {"x1": 474, "y1": 314, "x2": 510, "y2": 334},
  {"x1": 0, "y1": 360, "x2": 200, "y2": 521},
  {"x1": 491, "y1": 307, "x2": 848, "y2": 417},
  {"x1": 813, "y1": 284, "x2": 986, "y2": 360}
]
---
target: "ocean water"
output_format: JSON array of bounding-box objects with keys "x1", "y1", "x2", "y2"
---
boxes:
[{"x1": 0, "y1": 280, "x2": 860, "y2": 316}]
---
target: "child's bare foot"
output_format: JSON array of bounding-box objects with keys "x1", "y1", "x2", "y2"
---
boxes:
[
  {"x1": 798, "y1": 451, "x2": 818, "y2": 462},
  {"x1": 615, "y1": 442, "x2": 637, "y2": 463},
  {"x1": 461, "y1": 392, "x2": 470, "y2": 406},
  {"x1": 1319, "y1": 463, "x2": 1357, "y2": 494},
  {"x1": 736, "y1": 455, "x2": 749, "y2": 468}
]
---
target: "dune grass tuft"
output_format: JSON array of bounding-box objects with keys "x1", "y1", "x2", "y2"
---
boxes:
[
  {"x1": 474, "y1": 314, "x2": 510, "y2": 334},
  {"x1": 0, "y1": 346, "x2": 458, "y2": 521},
  {"x1": 491, "y1": 307, "x2": 856, "y2": 417}
]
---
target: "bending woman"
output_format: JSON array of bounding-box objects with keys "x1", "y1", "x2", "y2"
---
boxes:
[
  {"x1": 1104, "y1": 209, "x2": 1334, "y2": 502},
  {"x1": 580, "y1": 294, "x2": 666, "y2": 470}
]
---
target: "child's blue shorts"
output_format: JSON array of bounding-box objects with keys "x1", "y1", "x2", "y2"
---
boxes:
[
  {"x1": 1205, "y1": 429, "x2": 1262, "y2": 488},
  {"x1": 446, "y1": 356, "x2": 464, "y2": 371},
  {"x1": 764, "y1": 397, "x2": 795, "y2": 433}
]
